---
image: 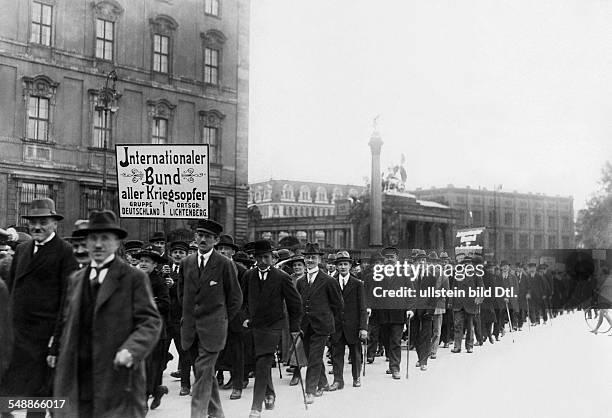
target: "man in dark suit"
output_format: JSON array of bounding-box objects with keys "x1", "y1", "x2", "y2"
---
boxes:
[
  {"x1": 165, "y1": 240, "x2": 192, "y2": 396},
  {"x1": 53, "y1": 210, "x2": 162, "y2": 418},
  {"x1": 295, "y1": 243, "x2": 343, "y2": 404},
  {"x1": 451, "y1": 256, "x2": 485, "y2": 353},
  {"x1": 329, "y1": 251, "x2": 367, "y2": 390},
  {"x1": 179, "y1": 219, "x2": 243, "y2": 418},
  {"x1": 242, "y1": 240, "x2": 302, "y2": 418},
  {"x1": 1, "y1": 198, "x2": 78, "y2": 418}
]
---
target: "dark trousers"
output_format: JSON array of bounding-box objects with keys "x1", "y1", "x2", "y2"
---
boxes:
[
  {"x1": 481, "y1": 315, "x2": 494, "y2": 340},
  {"x1": 383, "y1": 323, "x2": 403, "y2": 372},
  {"x1": 453, "y1": 310, "x2": 474, "y2": 350},
  {"x1": 441, "y1": 310, "x2": 454, "y2": 344},
  {"x1": 189, "y1": 342, "x2": 224, "y2": 418},
  {"x1": 473, "y1": 312, "x2": 482, "y2": 344},
  {"x1": 302, "y1": 325, "x2": 328, "y2": 394},
  {"x1": 331, "y1": 332, "x2": 361, "y2": 383},
  {"x1": 166, "y1": 323, "x2": 192, "y2": 388},
  {"x1": 78, "y1": 400, "x2": 94, "y2": 418},
  {"x1": 251, "y1": 353, "x2": 275, "y2": 412},
  {"x1": 226, "y1": 331, "x2": 245, "y2": 390},
  {"x1": 493, "y1": 309, "x2": 505, "y2": 338},
  {"x1": 414, "y1": 312, "x2": 433, "y2": 365},
  {"x1": 366, "y1": 322, "x2": 379, "y2": 359}
]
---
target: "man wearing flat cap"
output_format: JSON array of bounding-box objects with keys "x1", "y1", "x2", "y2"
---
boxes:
[
  {"x1": 294, "y1": 243, "x2": 343, "y2": 404},
  {"x1": 242, "y1": 240, "x2": 303, "y2": 418},
  {"x1": 329, "y1": 251, "x2": 367, "y2": 389},
  {"x1": 53, "y1": 210, "x2": 162, "y2": 417},
  {"x1": 178, "y1": 219, "x2": 243, "y2": 418},
  {"x1": 1, "y1": 198, "x2": 78, "y2": 418}
]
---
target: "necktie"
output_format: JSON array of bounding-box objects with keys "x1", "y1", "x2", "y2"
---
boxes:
[
  {"x1": 199, "y1": 254, "x2": 205, "y2": 271},
  {"x1": 308, "y1": 272, "x2": 316, "y2": 285},
  {"x1": 340, "y1": 277, "x2": 345, "y2": 291}
]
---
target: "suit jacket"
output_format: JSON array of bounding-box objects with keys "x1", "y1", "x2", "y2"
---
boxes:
[
  {"x1": 179, "y1": 250, "x2": 243, "y2": 352},
  {"x1": 3, "y1": 235, "x2": 77, "y2": 397},
  {"x1": 53, "y1": 257, "x2": 162, "y2": 418},
  {"x1": 168, "y1": 264, "x2": 182, "y2": 326},
  {"x1": 296, "y1": 270, "x2": 344, "y2": 336},
  {"x1": 452, "y1": 273, "x2": 484, "y2": 315},
  {"x1": 243, "y1": 266, "x2": 302, "y2": 330},
  {"x1": 148, "y1": 270, "x2": 170, "y2": 339},
  {"x1": 332, "y1": 274, "x2": 367, "y2": 344},
  {"x1": 228, "y1": 261, "x2": 248, "y2": 333}
]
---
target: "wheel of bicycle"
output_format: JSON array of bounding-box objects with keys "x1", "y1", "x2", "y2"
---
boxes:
[{"x1": 584, "y1": 307, "x2": 612, "y2": 334}]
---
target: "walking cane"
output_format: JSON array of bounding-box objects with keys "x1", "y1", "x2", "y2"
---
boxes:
[
  {"x1": 504, "y1": 301, "x2": 515, "y2": 343},
  {"x1": 287, "y1": 334, "x2": 308, "y2": 410},
  {"x1": 362, "y1": 314, "x2": 369, "y2": 377},
  {"x1": 405, "y1": 315, "x2": 411, "y2": 379},
  {"x1": 275, "y1": 348, "x2": 282, "y2": 379}
]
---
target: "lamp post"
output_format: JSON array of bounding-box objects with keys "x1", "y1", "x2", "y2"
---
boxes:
[{"x1": 95, "y1": 70, "x2": 119, "y2": 208}]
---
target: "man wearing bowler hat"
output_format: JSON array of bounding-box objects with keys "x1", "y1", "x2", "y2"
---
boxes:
[
  {"x1": 53, "y1": 210, "x2": 162, "y2": 417},
  {"x1": 1, "y1": 198, "x2": 78, "y2": 418},
  {"x1": 242, "y1": 240, "x2": 303, "y2": 418},
  {"x1": 294, "y1": 243, "x2": 343, "y2": 404},
  {"x1": 179, "y1": 219, "x2": 243, "y2": 418}
]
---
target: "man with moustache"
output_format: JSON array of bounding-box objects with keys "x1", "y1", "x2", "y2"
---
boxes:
[
  {"x1": 294, "y1": 243, "x2": 343, "y2": 404},
  {"x1": 0, "y1": 198, "x2": 78, "y2": 418},
  {"x1": 64, "y1": 220, "x2": 91, "y2": 269},
  {"x1": 242, "y1": 240, "x2": 302, "y2": 418},
  {"x1": 124, "y1": 239, "x2": 144, "y2": 266},
  {"x1": 325, "y1": 253, "x2": 337, "y2": 277},
  {"x1": 329, "y1": 251, "x2": 367, "y2": 389},
  {"x1": 179, "y1": 219, "x2": 243, "y2": 418}
]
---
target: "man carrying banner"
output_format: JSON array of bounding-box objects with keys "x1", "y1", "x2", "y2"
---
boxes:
[{"x1": 242, "y1": 240, "x2": 303, "y2": 418}]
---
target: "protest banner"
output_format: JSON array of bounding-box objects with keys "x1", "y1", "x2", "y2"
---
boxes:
[
  {"x1": 115, "y1": 144, "x2": 209, "y2": 219},
  {"x1": 454, "y1": 227, "x2": 486, "y2": 259}
]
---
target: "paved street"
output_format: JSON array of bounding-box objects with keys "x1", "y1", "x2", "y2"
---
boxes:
[{"x1": 143, "y1": 312, "x2": 611, "y2": 418}]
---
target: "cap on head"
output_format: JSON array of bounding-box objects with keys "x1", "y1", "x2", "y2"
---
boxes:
[
  {"x1": 381, "y1": 246, "x2": 400, "y2": 257},
  {"x1": 170, "y1": 240, "x2": 189, "y2": 253},
  {"x1": 196, "y1": 219, "x2": 223, "y2": 236},
  {"x1": 149, "y1": 231, "x2": 166, "y2": 243}
]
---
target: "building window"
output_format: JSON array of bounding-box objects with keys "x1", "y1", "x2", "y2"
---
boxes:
[
  {"x1": 548, "y1": 216, "x2": 556, "y2": 229},
  {"x1": 272, "y1": 205, "x2": 279, "y2": 216},
  {"x1": 519, "y1": 213, "x2": 527, "y2": 227},
  {"x1": 27, "y1": 96, "x2": 50, "y2": 141},
  {"x1": 254, "y1": 188, "x2": 262, "y2": 202},
  {"x1": 504, "y1": 212, "x2": 513, "y2": 226},
  {"x1": 199, "y1": 109, "x2": 225, "y2": 164},
  {"x1": 18, "y1": 182, "x2": 56, "y2": 225},
  {"x1": 299, "y1": 186, "x2": 311, "y2": 202},
  {"x1": 548, "y1": 235, "x2": 557, "y2": 249},
  {"x1": 263, "y1": 185, "x2": 272, "y2": 201},
  {"x1": 95, "y1": 19, "x2": 114, "y2": 60},
  {"x1": 152, "y1": 118, "x2": 168, "y2": 144},
  {"x1": 281, "y1": 184, "x2": 294, "y2": 201},
  {"x1": 504, "y1": 233, "x2": 513, "y2": 249},
  {"x1": 200, "y1": 29, "x2": 226, "y2": 86},
  {"x1": 562, "y1": 216, "x2": 570, "y2": 230},
  {"x1": 315, "y1": 187, "x2": 327, "y2": 203},
  {"x1": 23, "y1": 75, "x2": 58, "y2": 143},
  {"x1": 93, "y1": 105, "x2": 112, "y2": 148},
  {"x1": 456, "y1": 196, "x2": 466, "y2": 204},
  {"x1": 31, "y1": 1, "x2": 52, "y2": 46},
  {"x1": 296, "y1": 231, "x2": 307, "y2": 243},
  {"x1": 472, "y1": 210, "x2": 482, "y2": 225},
  {"x1": 153, "y1": 34, "x2": 169, "y2": 73},
  {"x1": 534, "y1": 234, "x2": 543, "y2": 249},
  {"x1": 519, "y1": 234, "x2": 529, "y2": 249},
  {"x1": 332, "y1": 187, "x2": 343, "y2": 202},
  {"x1": 472, "y1": 196, "x2": 482, "y2": 204},
  {"x1": 534, "y1": 214, "x2": 542, "y2": 228},
  {"x1": 205, "y1": 0, "x2": 219, "y2": 16},
  {"x1": 80, "y1": 186, "x2": 118, "y2": 218}
]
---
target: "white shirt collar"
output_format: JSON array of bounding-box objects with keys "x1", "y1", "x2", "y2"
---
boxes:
[
  {"x1": 91, "y1": 253, "x2": 115, "y2": 269},
  {"x1": 307, "y1": 267, "x2": 319, "y2": 275},
  {"x1": 89, "y1": 254, "x2": 115, "y2": 284},
  {"x1": 36, "y1": 232, "x2": 55, "y2": 245},
  {"x1": 198, "y1": 247, "x2": 214, "y2": 267}
]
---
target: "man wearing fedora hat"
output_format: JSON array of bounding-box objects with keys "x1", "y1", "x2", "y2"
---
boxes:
[
  {"x1": 1, "y1": 198, "x2": 78, "y2": 417},
  {"x1": 63, "y1": 219, "x2": 91, "y2": 269},
  {"x1": 178, "y1": 219, "x2": 243, "y2": 418},
  {"x1": 451, "y1": 256, "x2": 485, "y2": 353},
  {"x1": 52, "y1": 210, "x2": 162, "y2": 418},
  {"x1": 241, "y1": 240, "x2": 302, "y2": 417},
  {"x1": 329, "y1": 251, "x2": 367, "y2": 390},
  {"x1": 294, "y1": 243, "x2": 343, "y2": 403}
]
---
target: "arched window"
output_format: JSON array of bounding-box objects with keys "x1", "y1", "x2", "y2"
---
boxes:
[
  {"x1": 332, "y1": 187, "x2": 343, "y2": 202},
  {"x1": 315, "y1": 186, "x2": 327, "y2": 203},
  {"x1": 296, "y1": 231, "x2": 307, "y2": 243},
  {"x1": 299, "y1": 186, "x2": 311, "y2": 202},
  {"x1": 254, "y1": 187, "x2": 262, "y2": 202},
  {"x1": 281, "y1": 184, "x2": 294, "y2": 201},
  {"x1": 272, "y1": 205, "x2": 279, "y2": 216},
  {"x1": 263, "y1": 184, "x2": 272, "y2": 201}
]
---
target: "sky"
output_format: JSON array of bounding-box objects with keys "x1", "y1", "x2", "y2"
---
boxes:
[{"x1": 248, "y1": 0, "x2": 612, "y2": 212}]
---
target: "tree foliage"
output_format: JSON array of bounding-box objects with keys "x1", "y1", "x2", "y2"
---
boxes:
[{"x1": 576, "y1": 161, "x2": 612, "y2": 248}]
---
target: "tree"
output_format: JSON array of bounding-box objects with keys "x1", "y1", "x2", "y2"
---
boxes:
[{"x1": 576, "y1": 161, "x2": 612, "y2": 248}]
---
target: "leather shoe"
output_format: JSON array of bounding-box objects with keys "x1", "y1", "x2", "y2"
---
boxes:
[
  {"x1": 443, "y1": 343, "x2": 449, "y2": 348},
  {"x1": 451, "y1": 348, "x2": 461, "y2": 353},
  {"x1": 314, "y1": 388, "x2": 324, "y2": 397},
  {"x1": 289, "y1": 375, "x2": 300, "y2": 386},
  {"x1": 249, "y1": 410, "x2": 261, "y2": 418},
  {"x1": 264, "y1": 394, "x2": 275, "y2": 410},
  {"x1": 488, "y1": 336, "x2": 494, "y2": 344},
  {"x1": 150, "y1": 385, "x2": 168, "y2": 410},
  {"x1": 466, "y1": 348, "x2": 473, "y2": 353},
  {"x1": 366, "y1": 357, "x2": 374, "y2": 364},
  {"x1": 385, "y1": 369, "x2": 392, "y2": 374},
  {"x1": 179, "y1": 386, "x2": 190, "y2": 396},
  {"x1": 221, "y1": 379, "x2": 233, "y2": 390},
  {"x1": 242, "y1": 379, "x2": 249, "y2": 389},
  {"x1": 328, "y1": 369, "x2": 334, "y2": 374},
  {"x1": 305, "y1": 394, "x2": 315, "y2": 404},
  {"x1": 392, "y1": 371, "x2": 401, "y2": 380},
  {"x1": 230, "y1": 389, "x2": 242, "y2": 400},
  {"x1": 420, "y1": 364, "x2": 428, "y2": 371},
  {"x1": 353, "y1": 378, "x2": 361, "y2": 387},
  {"x1": 329, "y1": 381, "x2": 344, "y2": 391},
  {"x1": 430, "y1": 354, "x2": 437, "y2": 359},
  {"x1": 170, "y1": 371, "x2": 181, "y2": 379},
  {"x1": 415, "y1": 361, "x2": 420, "y2": 368},
  {"x1": 320, "y1": 384, "x2": 331, "y2": 392}
]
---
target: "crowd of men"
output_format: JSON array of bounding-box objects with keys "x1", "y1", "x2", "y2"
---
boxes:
[{"x1": 0, "y1": 198, "x2": 601, "y2": 418}]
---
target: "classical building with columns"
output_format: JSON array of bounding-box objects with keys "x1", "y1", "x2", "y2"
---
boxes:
[
  {"x1": 247, "y1": 179, "x2": 461, "y2": 251},
  {"x1": 0, "y1": 0, "x2": 250, "y2": 240}
]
